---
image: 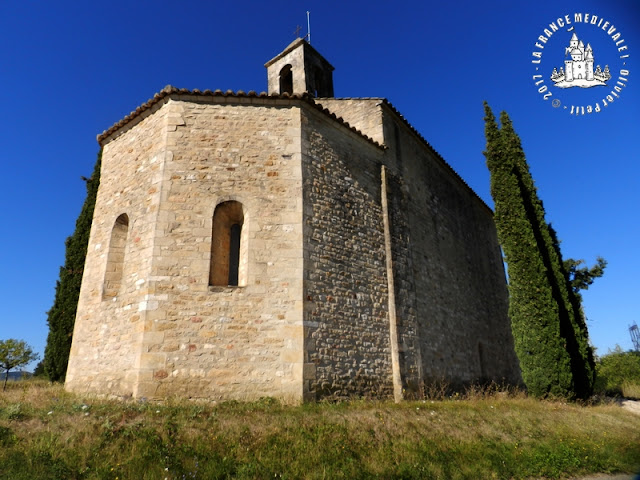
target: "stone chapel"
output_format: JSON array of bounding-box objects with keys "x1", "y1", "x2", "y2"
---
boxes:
[{"x1": 65, "y1": 39, "x2": 522, "y2": 402}]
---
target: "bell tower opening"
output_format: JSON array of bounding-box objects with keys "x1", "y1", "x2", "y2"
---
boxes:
[
  {"x1": 265, "y1": 38, "x2": 334, "y2": 97},
  {"x1": 279, "y1": 64, "x2": 293, "y2": 95}
]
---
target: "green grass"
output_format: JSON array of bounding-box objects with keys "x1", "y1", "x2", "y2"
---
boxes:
[{"x1": 1, "y1": 380, "x2": 639, "y2": 479}]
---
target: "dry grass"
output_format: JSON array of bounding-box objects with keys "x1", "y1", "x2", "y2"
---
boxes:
[
  {"x1": 1, "y1": 380, "x2": 639, "y2": 479},
  {"x1": 622, "y1": 382, "x2": 640, "y2": 400}
]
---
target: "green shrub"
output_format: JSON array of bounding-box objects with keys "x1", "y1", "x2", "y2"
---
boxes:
[{"x1": 595, "y1": 346, "x2": 640, "y2": 397}]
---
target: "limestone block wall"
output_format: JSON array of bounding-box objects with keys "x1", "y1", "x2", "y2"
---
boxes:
[
  {"x1": 379, "y1": 105, "x2": 521, "y2": 386},
  {"x1": 315, "y1": 98, "x2": 385, "y2": 145},
  {"x1": 130, "y1": 98, "x2": 305, "y2": 401},
  {"x1": 66, "y1": 100, "x2": 171, "y2": 396},
  {"x1": 311, "y1": 97, "x2": 520, "y2": 390},
  {"x1": 383, "y1": 169, "x2": 423, "y2": 392},
  {"x1": 266, "y1": 39, "x2": 334, "y2": 97},
  {"x1": 68, "y1": 97, "x2": 307, "y2": 402},
  {"x1": 68, "y1": 90, "x2": 520, "y2": 403},
  {"x1": 266, "y1": 41, "x2": 309, "y2": 95},
  {"x1": 301, "y1": 108, "x2": 397, "y2": 400}
]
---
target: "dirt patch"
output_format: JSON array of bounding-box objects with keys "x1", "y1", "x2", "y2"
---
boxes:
[{"x1": 621, "y1": 399, "x2": 640, "y2": 416}]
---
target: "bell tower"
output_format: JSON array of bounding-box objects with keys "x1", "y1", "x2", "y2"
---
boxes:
[{"x1": 265, "y1": 38, "x2": 334, "y2": 97}]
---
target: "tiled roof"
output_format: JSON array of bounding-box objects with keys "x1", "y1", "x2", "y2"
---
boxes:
[
  {"x1": 97, "y1": 87, "x2": 489, "y2": 212},
  {"x1": 97, "y1": 86, "x2": 383, "y2": 148},
  {"x1": 378, "y1": 98, "x2": 491, "y2": 212},
  {"x1": 323, "y1": 97, "x2": 492, "y2": 212}
]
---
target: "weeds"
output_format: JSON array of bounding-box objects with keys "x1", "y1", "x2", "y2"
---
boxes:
[
  {"x1": 0, "y1": 380, "x2": 639, "y2": 479},
  {"x1": 622, "y1": 381, "x2": 640, "y2": 399}
]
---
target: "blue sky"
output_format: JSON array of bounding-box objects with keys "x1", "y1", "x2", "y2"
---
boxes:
[{"x1": 1, "y1": 0, "x2": 638, "y2": 370}]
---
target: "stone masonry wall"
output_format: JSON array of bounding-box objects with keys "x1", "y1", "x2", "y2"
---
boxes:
[
  {"x1": 384, "y1": 169, "x2": 423, "y2": 393},
  {"x1": 314, "y1": 99, "x2": 424, "y2": 394},
  {"x1": 68, "y1": 91, "x2": 521, "y2": 403},
  {"x1": 313, "y1": 98, "x2": 520, "y2": 388},
  {"x1": 66, "y1": 100, "x2": 171, "y2": 397},
  {"x1": 68, "y1": 97, "x2": 307, "y2": 402},
  {"x1": 301, "y1": 107, "x2": 396, "y2": 400},
  {"x1": 315, "y1": 99, "x2": 385, "y2": 146},
  {"x1": 133, "y1": 98, "x2": 305, "y2": 401},
  {"x1": 266, "y1": 41, "x2": 308, "y2": 96},
  {"x1": 379, "y1": 105, "x2": 521, "y2": 386}
]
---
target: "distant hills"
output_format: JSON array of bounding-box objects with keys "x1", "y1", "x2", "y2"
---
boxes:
[{"x1": 2, "y1": 371, "x2": 33, "y2": 381}]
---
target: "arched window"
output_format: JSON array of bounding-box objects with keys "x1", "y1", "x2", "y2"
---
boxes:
[
  {"x1": 279, "y1": 64, "x2": 293, "y2": 95},
  {"x1": 103, "y1": 213, "x2": 129, "y2": 299},
  {"x1": 210, "y1": 201, "x2": 246, "y2": 287}
]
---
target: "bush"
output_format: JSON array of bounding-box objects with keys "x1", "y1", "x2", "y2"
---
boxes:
[{"x1": 595, "y1": 346, "x2": 640, "y2": 397}]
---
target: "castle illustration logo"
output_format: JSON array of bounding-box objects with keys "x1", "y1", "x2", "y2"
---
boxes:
[
  {"x1": 550, "y1": 32, "x2": 611, "y2": 88},
  {"x1": 531, "y1": 12, "x2": 631, "y2": 115}
]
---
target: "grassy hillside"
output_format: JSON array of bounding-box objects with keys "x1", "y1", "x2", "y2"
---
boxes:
[{"x1": 1, "y1": 380, "x2": 639, "y2": 479}]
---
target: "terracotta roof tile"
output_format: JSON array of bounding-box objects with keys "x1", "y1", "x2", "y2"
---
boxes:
[
  {"x1": 96, "y1": 88, "x2": 488, "y2": 212},
  {"x1": 377, "y1": 98, "x2": 491, "y2": 213},
  {"x1": 97, "y1": 86, "x2": 383, "y2": 149}
]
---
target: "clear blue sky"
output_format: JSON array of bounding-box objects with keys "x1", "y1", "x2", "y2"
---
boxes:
[{"x1": 1, "y1": 0, "x2": 638, "y2": 370}]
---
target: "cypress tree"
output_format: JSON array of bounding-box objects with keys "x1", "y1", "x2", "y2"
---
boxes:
[
  {"x1": 483, "y1": 104, "x2": 574, "y2": 397},
  {"x1": 44, "y1": 150, "x2": 101, "y2": 381},
  {"x1": 500, "y1": 113, "x2": 595, "y2": 398},
  {"x1": 548, "y1": 226, "x2": 596, "y2": 397}
]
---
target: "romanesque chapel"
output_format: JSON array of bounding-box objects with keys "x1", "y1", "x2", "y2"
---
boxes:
[{"x1": 65, "y1": 39, "x2": 522, "y2": 402}]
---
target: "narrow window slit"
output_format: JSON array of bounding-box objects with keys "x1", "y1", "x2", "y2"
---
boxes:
[
  {"x1": 210, "y1": 201, "x2": 246, "y2": 287},
  {"x1": 228, "y1": 224, "x2": 241, "y2": 286}
]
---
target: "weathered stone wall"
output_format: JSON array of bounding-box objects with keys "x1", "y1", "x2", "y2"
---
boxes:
[
  {"x1": 68, "y1": 90, "x2": 520, "y2": 403},
  {"x1": 266, "y1": 45, "x2": 308, "y2": 95},
  {"x1": 383, "y1": 169, "x2": 423, "y2": 393},
  {"x1": 301, "y1": 107, "x2": 396, "y2": 400},
  {"x1": 306, "y1": 98, "x2": 520, "y2": 392},
  {"x1": 66, "y1": 100, "x2": 171, "y2": 397},
  {"x1": 378, "y1": 104, "x2": 521, "y2": 386},
  {"x1": 314, "y1": 99, "x2": 385, "y2": 145},
  {"x1": 266, "y1": 39, "x2": 334, "y2": 97},
  {"x1": 135, "y1": 98, "x2": 305, "y2": 401},
  {"x1": 68, "y1": 97, "x2": 307, "y2": 402}
]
